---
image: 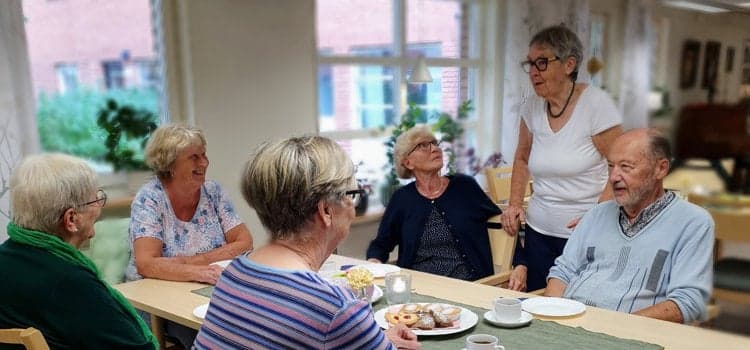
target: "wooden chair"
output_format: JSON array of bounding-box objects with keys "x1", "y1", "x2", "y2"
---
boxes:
[
  {"x1": 0, "y1": 328, "x2": 50, "y2": 350},
  {"x1": 484, "y1": 166, "x2": 532, "y2": 204},
  {"x1": 474, "y1": 215, "x2": 517, "y2": 287},
  {"x1": 707, "y1": 207, "x2": 750, "y2": 306}
]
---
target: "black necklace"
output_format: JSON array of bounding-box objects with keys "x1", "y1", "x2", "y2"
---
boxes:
[{"x1": 547, "y1": 81, "x2": 576, "y2": 118}]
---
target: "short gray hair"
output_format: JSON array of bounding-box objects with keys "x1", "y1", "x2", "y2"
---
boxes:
[
  {"x1": 394, "y1": 124, "x2": 435, "y2": 179},
  {"x1": 145, "y1": 124, "x2": 207, "y2": 178},
  {"x1": 646, "y1": 129, "x2": 672, "y2": 169},
  {"x1": 241, "y1": 136, "x2": 355, "y2": 240},
  {"x1": 529, "y1": 25, "x2": 583, "y2": 81},
  {"x1": 10, "y1": 153, "x2": 98, "y2": 234}
]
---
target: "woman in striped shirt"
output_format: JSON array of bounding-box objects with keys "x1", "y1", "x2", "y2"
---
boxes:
[{"x1": 193, "y1": 136, "x2": 420, "y2": 350}]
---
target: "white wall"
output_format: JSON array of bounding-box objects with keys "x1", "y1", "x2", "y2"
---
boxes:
[
  {"x1": 162, "y1": 0, "x2": 318, "y2": 245},
  {"x1": 652, "y1": 7, "x2": 750, "y2": 111},
  {"x1": 0, "y1": 0, "x2": 38, "y2": 240}
]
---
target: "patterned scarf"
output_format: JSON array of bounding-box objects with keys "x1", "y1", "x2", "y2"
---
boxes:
[{"x1": 6, "y1": 222, "x2": 159, "y2": 350}]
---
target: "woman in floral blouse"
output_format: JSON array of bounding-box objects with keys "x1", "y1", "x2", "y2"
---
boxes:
[{"x1": 126, "y1": 124, "x2": 253, "y2": 284}]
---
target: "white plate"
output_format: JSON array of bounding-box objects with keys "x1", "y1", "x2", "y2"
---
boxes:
[
  {"x1": 193, "y1": 303, "x2": 209, "y2": 319},
  {"x1": 483, "y1": 310, "x2": 533, "y2": 328},
  {"x1": 210, "y1": 260, "x2": 231, "y2": 268},
  {"x1": 373, "y1": 304, "x2": 478, "y2": 336},
  {"x1": 350, "y1": 263, "x2": 401, "y2": 278},
  {"x1": 521, "y1": 297, "x2": 586, "y2": 317}
]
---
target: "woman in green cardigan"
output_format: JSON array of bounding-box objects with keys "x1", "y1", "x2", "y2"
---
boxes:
[{"x1": 0, "y1": 153, "x2": 157, "y2": 350}]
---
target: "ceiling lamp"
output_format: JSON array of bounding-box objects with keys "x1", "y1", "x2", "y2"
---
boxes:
[{"x1": 407, "y1": 56, "x2": 433, "y2": 84}]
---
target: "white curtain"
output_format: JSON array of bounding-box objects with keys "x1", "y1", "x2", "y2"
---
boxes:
[
  {"x1": 500, "y1": 0, "x2": 590, "y2": 159},
  {"x1": 0, "y1": 0, "x2": 39, "y2": 240},
  {"x1": 618, "y1": 0, "x2": 655, "y2": 130}
]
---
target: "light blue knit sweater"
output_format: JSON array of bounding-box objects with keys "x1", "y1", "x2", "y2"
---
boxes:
[{"x1": 548, "y1": 198, "x2": 714, "y2": 323}]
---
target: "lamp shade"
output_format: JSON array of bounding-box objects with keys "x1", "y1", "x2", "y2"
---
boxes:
[{"x1": 408, "y1": 56, "x2": 433, "y2": 84}]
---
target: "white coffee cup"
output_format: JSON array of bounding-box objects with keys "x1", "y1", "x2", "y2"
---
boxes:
[
  {"x1": 493, "y1": 297, "x2": 522, "y2": 323},
  {"x1": 465, "y1": 334, "x2": 505, "y2": 350}
]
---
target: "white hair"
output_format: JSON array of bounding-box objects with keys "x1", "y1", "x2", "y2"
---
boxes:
[{"x1": 10, "y1": 153, "x2": 98, "y2": 234}]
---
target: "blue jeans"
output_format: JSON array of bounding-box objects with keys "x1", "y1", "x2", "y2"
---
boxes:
[
  {"x1": 512, "y1": 224, "x2": 568, "y2": 292},
  {"x1": 138, "y1": 310, "x2": 197, "y2": 349}
]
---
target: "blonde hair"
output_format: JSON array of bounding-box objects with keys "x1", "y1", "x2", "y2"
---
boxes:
[
  {"x1": 144, "y1": 124, "x2": 207, "y2": 178},
  {"x1": 393, "y1": 124, "x2": 435, "y2": 179},
  {"x1": 241, "y1": 136, "x2": 354, "y2": 240},
  {"x1": 11, "y1": 153, "x2": 98, "y2": 234}
]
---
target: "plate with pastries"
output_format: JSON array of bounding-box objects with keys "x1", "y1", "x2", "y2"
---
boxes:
[{"x1": 373, "y1": 303, "x2": 478, "y2": 336}]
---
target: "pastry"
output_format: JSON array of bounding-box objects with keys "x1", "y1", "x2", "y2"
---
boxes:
[{"x1": 414, "y1": 312, "x2": 435, "y2": 330}]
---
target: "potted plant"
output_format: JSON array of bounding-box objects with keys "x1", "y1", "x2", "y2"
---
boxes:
[
  {"x1": 379, "y1": 100, "x2": 474, "y2": 206},
  {"x1": 97, "y1": 99, "x2": 158, "y2": 192}
]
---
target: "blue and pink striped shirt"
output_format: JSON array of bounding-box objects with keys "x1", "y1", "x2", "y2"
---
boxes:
[{"x1": 193, "y1": 255, "x2": 394, "y2": 349}]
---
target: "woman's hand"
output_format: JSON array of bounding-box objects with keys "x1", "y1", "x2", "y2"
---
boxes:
[
  {"x1": 195, "y1": 265, "x2": 224, "y2": 285},
  {"x1": 566, "y1": 216, "x2": 581, "y2": 230},
  {"x1": 500, "y1": 204, "x2": 525, "y2": 236},
  {"x1": 385, "y1": 323, "x2": 421, "y2": 349},
  {"x1": 367, "y1": 258, "x2": 383, "y2": 264},
  {"x1": 508, "y1": 265, "x2": 528, "y2": 292}
]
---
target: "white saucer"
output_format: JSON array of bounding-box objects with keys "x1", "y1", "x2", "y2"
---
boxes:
[
  {"x1": 193, "y1": 303, "x2": 209, "y2": 319},
  {"x1": 483, "y1": 310, "x2": 533, "y2": 328}
]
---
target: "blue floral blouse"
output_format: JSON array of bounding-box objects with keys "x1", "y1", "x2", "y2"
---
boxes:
[{"x1": 125, "y1": 178, "x2": 243, "y2": 281}]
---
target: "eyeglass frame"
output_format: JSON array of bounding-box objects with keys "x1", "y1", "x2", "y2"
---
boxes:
[
  {"x1": 81, "y1": 189, "x2": 108, "y2": 208},
  {"x1": 58, "y1": 189, "x2": 108, "y2": 221},
  {"x1": 407, "y1": 139, "x2": 442, "y2": 156},
  {"x1": 343, "y1": 189, "x2": 366, "y2": 206},
  {"x1": 520, "y1": 56, "x2": 561, "y2": 73}
]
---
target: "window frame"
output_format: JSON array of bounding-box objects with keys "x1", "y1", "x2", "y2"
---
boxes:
[{"x1": 316, "y1": 0, "x2": 485, "y2": 143}]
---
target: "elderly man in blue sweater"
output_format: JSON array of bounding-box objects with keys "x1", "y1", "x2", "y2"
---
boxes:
[{"x1": 546, "y1": 128, "x2": 713, "y2": 324}]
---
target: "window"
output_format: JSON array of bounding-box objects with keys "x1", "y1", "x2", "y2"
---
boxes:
[
  {"x1": 55, "y1": 63, "x2": 79, "y2": 94},
  {"x1": 102, "y1": 61, "x2": 125, "y2": 89},
  {"x1": 23, "y1": 0, "x2": 165, "y2": 174},
  {"x1": 316, "y1": 0, "x2": 482, "y2": 206},
  {"x1": 589, "y1": 13, "x2": 606, "y2": 88}
]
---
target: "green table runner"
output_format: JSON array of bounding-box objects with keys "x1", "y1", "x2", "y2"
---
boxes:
[{"x1": 191, "y1": 286, "x2": 663, "y2": 350}]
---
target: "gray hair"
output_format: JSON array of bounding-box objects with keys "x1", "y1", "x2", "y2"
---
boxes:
[
  {"x1": 144, "y1": 124, "x2": 207, "y2": 179},
  {"x1": 529, "y1": 25, "x2": 583, "y2": 81},
  {"x1": 10, "y1": 153, "x2": 98, "y2": 234},
  {"x1": 646, "y1": 129, "x2": 672, "y2": 169},
  {"x1": 241, "y1": 136, "x2": 355, "y2": 240},
  {"x1": 393, "y1": 124, "x2": 435, "y2": 179}
]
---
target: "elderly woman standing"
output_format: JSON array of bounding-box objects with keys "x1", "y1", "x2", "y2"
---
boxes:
[
  {"x1": 500, "y1": 25, "x2": 622, "y2": 292},
  {"x1": 126, "y1": 124, "x2": 253, "y2": 284},
  {"x1": 366, "y1": 125, "x2": 501, "y2": 281},
  {"x1": 0, "y1": 154, "x2": 157, "y2": 349},
  {"x1": 194, "y1": 136, "x2": 420, "y2": 349}
]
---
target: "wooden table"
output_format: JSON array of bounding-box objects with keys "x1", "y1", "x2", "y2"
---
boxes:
[{"x1": 114, "y1": 255, "x2": 750, "y2": 350}]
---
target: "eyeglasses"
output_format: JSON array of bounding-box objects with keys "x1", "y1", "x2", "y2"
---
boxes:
[
  {"x1": 343, "y1": 189, "x2": 366, "y2": 206},
  {"x1": 408, "y1": 140, "x2": 442, "y2": 156},
  {"x1": 521, "y1": 56, "x2": 560, "y2": 73},
  {"x1": 81, "y1": 189, "x2": 107, "y2": 208}
]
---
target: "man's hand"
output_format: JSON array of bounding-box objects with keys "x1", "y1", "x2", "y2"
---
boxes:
[
  {"x1": 385, "y1": 323, "x2": 421, "y2": 349},
  {"x1": 508, "y1": 265, "x2": 528, "y2": 292}
]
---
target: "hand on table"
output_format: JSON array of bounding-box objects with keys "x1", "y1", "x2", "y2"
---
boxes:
[
  {"x1": 385, "y1": 323, "x2": 421, "y2": 349},
  {"x1": 195, "y1": 265, "x2": 224, "y2": 285},
  {"x1": 500, "y1": 205, "x2": 525, "y2": 236},
  {"x1": 508, "y1": 265, "x2": 528, "y2": 292}
]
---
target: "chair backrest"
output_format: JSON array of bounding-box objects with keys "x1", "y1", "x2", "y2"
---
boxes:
[
  {"x1": 0, "y1": 328, "x2": 50, "y2": 350},
  {"x1": 80, "y1": 217, "x2": 131, "y2": 284},
  {"x1": 484, "y1": 166, "x2": 531, "y2": 203},
  {"x1": 707, "y1": 208, "x2": 750, "y2": 244},
  {"x1": 487, "y1": 214, "x2": 517, "y2": 274}
]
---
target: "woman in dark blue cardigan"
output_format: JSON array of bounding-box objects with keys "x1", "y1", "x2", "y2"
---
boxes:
[{"x1": 366, "y1": 125, "x2": 501, "y2": 281}]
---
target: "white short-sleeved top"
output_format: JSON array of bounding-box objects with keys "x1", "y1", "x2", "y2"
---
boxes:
[
  {"x1": 125, "y1": 178, "x2": 242, "y2": 281},
  {"x1": 522, "y1": 85, "x2": 621, "y2": 238}
]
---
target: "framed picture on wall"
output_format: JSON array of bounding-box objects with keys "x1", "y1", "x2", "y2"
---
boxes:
[
  {"x1": 743, "y1": 68, "x2": 750, "y2": 85},
  {"x1": 702, "y1": 41, "x2": 721, "y2": 90},
  {"x1": 726, "y1": 47, "x2": 735, "y2": 72},
  {"x1": 680, "y1": 40, "x2": 701, "y2": 89},
  {"x1": 744, "y1": 39, "x2": 750, "y2": 64}
]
